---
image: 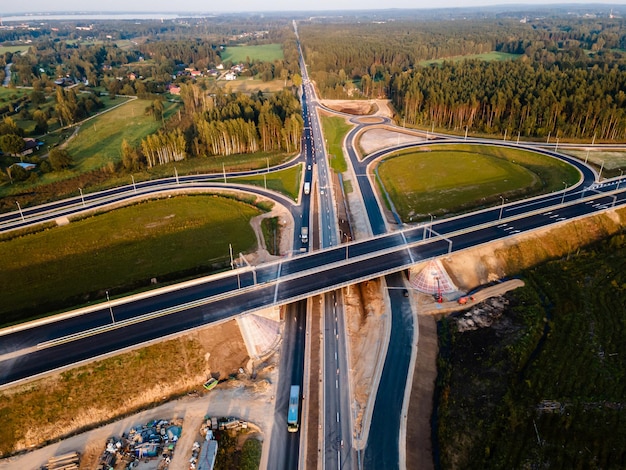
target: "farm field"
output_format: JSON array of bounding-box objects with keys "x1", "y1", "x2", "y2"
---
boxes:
[
  {"x1": 218, "y1": 77, "x2": 286, "y2": 93},
  {"x1": 0, "y1": 195, "x2": 264, "y2": 325},
  {"x1": 435, "y1": 233, "x2": 626, "y2": 468},
  {"x1": 377, "y1": 144, "x2": 580, "y2": 221},
  {"x1": 220, "y1": 43, "x2": 284, "y2": 63}
]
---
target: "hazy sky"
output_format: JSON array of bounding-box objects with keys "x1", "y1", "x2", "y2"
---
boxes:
[{"x1": 1, "y1": 1, "x2": 619, "y2": 15}]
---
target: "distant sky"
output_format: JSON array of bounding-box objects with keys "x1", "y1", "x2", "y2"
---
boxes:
[{"x1": 0, "y1": 1, "x2": 621, "y2": 15}]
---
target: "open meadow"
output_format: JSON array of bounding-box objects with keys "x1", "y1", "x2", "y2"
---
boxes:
[
  {"x1": 64, "y1": 98, "x2": 179, "y2": 172},
  {"x1": 377, "y1": 144, "x2": 580, "y2": 221},
  {"x1": 220, "y1": 44, "x2": 284, "y2": 63},
  {"x1": 0, "y1": 195, "x2": 264, "y2": 325},
  {"x1": 218, "y1": 77, "x2": 286, "y2": 93}
]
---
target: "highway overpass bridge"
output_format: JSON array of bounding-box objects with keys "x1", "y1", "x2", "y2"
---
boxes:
[{"x1": 2, "y1": 182, "x2": 625, "y2": 388}]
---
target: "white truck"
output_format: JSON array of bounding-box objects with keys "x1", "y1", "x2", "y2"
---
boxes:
[
  {"x1": 300, "y1": 227, "x2": 308, "y2": 244},
  {"x1": 304, "y1": 181, "x2": 310, "y2": 195}
]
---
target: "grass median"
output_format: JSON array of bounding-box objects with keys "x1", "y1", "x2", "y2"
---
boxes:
[
  {"x1": 0, "y1": 194, "x2": 265, "y2": 326},
  {"x1": 321, "y1": 115, "x2": 351, "y2": 173}
]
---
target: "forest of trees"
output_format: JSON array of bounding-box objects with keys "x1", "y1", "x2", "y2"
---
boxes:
[
  {"x1": 391, "y1": 60, "x2": 626, "y2": 139},
  {"x1": 134, "y1": 86, "x2": 303, "y2": 168},
  {"x1": 299, "y1": 15, "x2": 626, "y2": 139}
]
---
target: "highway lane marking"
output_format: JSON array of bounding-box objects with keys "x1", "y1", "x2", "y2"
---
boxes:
[{"x1": 32, "y1": 284, "x2": 255, "y2": 354}]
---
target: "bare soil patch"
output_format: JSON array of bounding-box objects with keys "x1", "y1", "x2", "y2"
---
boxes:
[
  {"x1": 358, "y1": 128, "x2": 426, "y2": 155},
  {"x1": 343, "y1": 279, "x2": 387, "y2": 441},
  {"x1": 321, "y1": 100, "x2": 375, "y2": 115}
]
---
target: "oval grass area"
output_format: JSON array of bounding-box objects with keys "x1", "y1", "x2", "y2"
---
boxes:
[
  {"x1": 377, "y1": 144, "x2": 580, "y2": 221},
  {"x1": 0, "y1": 195, "x2": 264, "y2": 324}
]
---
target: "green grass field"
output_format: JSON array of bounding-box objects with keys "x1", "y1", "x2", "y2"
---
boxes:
[
  {"x1": 62, "y1": 98, "x2": 178, "y2": 172},
  {"x1": 0, "y1": 195, "x2": 263, "y2": 325},
  {"x1": 321, "y1": 115, "x2": 352, "y2": 173},
  {"x1": 378, "y1": 144, "x2": 580, "y2": 221},
  {"x1": 229, "y1": 164, "x2": 302, "y2": 201},
  {"x1": 218, "y1": 77, "x2": 287, "y2": 93},
  {"x1": 419, "y1": 51, "x2": 521, "y2": 66},
  {"x1": 220, "y1": 44, "x2": 284, "y2": 63},
  {"x1": 0, "y1": 45, "x2": 29, "y2": 54}
]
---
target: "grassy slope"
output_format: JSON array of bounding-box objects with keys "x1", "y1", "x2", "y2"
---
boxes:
[
  {"x1": 220, "y1": 44, "x2": 284, "y2": 63},
  {"x1": 65, "y1": 98, "x2": 178, "y2": 171},
  {"x1": 436, "y1": 233, "x2": 626, "y2": 469},
  {"x1": 378, "y1": 144, "x2": 579, "y2": 221},
  {"x1": 0, "y1": 195, "x2": 262, "y2": 325},
  {"x1": 320, "y1": 115, "x2": 352, "y2": 173},
  {"x1": 229, "y1": 164, "x2": 302, "y2": 200}
]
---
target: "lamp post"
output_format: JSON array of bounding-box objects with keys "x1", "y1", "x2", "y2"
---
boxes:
[
  {"x1": 561, "y1": 182, "x2": 568, "y2": 205},
  {"x1": 428, "y1": 213, "x2": 435, "y2": 239},
  {"x1": 131, "y1": 175, "x2": 137, "y2": 193},
  {"x1": 79, "y1": 187, "x2": 85, "y2": 207},
  {"x1": 229, "y1": 243, "x2": 240, "y2": 289},
  {"x1": 106, "y1": 290, "x2": 115, "y2": 324},
  {"x1": 15, "y1": 201, "x2": 24, "y2": 221},
  {"x1": 464, "y1": 126, "x2": 468, "y2": 141},
  {"x1": 499, "y1": 195, "x2": 505, "y2": 220},
  {"x1": 599, "y1": 160, "x2": 604, "y2": 180},
  {"x1": 618, "y1": 169, "x2": 623, "y2": 191}
]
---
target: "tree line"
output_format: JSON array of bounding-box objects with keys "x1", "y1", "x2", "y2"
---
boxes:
[
  {"x1": 130, "y1": 86, "x2": 303, "y2": 170},
  {"x1": 391, "y1": 60, "x2": 626, "y2": 139},
  {"x1": 299, "y1": 16, "x2": 626, "y2": 139}
]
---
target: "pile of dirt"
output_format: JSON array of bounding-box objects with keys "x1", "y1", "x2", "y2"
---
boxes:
[
  {"x1": 343, "y1": 279, "x2": 386, "y2": 438},
  {"x1": 442, "y1": 207, "x2": 626, "y2": 291},
  {"x1": 453, "y1": 297, "x2": 509, "y2": 332},
  {"x1": 321, "y1": 100, "x2": 375, "y2": 115}
]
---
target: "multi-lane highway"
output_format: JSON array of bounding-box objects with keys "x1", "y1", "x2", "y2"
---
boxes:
[
  {"x1": 4, "y1": 22, "x2": 626, "y2": 470},
  {"x1": 3, "y1": 181, "x2": 625, "y2": 387}
]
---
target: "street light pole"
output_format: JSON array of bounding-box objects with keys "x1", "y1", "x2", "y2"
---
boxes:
[
  {"x1": 15, "y1": 201, "x2": 24, "y2": 221},
  {"x1": 131, "y1": 175, "x2": 137, "y2": 193},
  {"x1": 106, "y1": 290, "x2": 115, "y2": 323},
  {"x1": 428, "y1": 213, "x2": 434, "y2": 239},
  {"x1": 499, "y1": 195, "x2": 505, "y2": 220},
  {"x1": 618, "y1": 169, "x2": 623, "y2": 191},
  {"x1": 79, "y1": 187, "x2": 85, "y2": 207},
  {"x1": 561, "y1": 182, "x2": 568, "y2": 205},
  {"x1": 599, "y1": 160, "x2": 604, "y2": 180}
]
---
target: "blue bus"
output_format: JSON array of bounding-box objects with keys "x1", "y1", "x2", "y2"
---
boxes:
[{"x1": 287, "y1": 385, "x2": 300, "y2": 432}]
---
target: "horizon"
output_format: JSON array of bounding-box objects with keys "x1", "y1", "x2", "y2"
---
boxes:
[{"x1": 1, "y1": 1, "x2": 623, "y2": 17}]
